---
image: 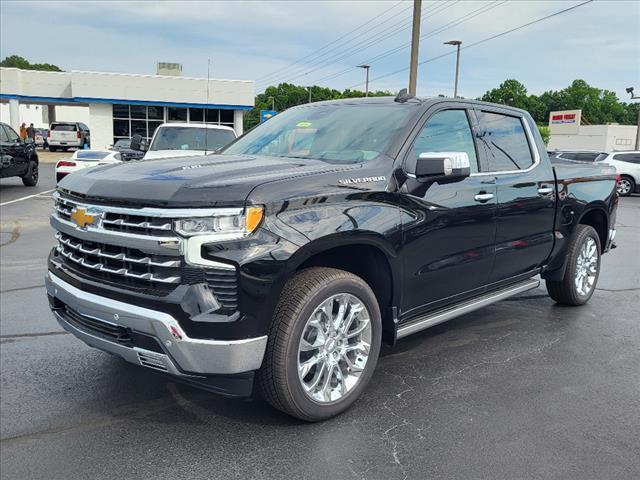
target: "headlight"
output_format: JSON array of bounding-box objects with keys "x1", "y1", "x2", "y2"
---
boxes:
[{"x1": 175, "y1": 206, "x2": 264, "y2": 238}]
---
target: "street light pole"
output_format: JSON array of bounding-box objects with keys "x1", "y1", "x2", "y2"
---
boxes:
[
  {"x1": 307, "y1": 86, "x2": 312, "y2": 103},
  {"x1": 627, "y1": 87, "x2": 640, "y2": 150},
  {"x1": 357, "y1": 65, "x2": 370, "y2": 96},
  {"x1": 444, "y1": 40, "x2": 462, "y2": 98},
  {"x1": 408, "y1": 0, "x2": 422, "y2": 96}
]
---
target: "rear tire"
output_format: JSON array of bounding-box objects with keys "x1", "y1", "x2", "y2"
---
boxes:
[
  {"x1": 49, "y1": 146, "x2": 57, "y2": 152},
  {"x1": 257, "y1": 267, "x2": 382, "y2": 422},
  {"x1": 616, "y1": 175, "x2": 635, "y2": 197},
  {"x1": 21, "y1": 161, "x2": 38, "y2": 187},
  {"x1": 546, "y1": 225, "x2": 601, "y2": 306}
]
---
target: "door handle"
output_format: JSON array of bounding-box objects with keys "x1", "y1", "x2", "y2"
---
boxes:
[
  {"x1": 474, "y1": 192, "x2": 494, "y2": 202},
  {"x1": 537, "y1": 186, "x2": 554, "y2": 195}
]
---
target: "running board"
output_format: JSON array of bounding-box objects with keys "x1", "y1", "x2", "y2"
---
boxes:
[{"x1": 396, "y1": 279, "x2": 540, "y2": 340}]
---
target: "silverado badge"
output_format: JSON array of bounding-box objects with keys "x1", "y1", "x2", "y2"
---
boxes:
[{"x1": 70, "y1": 207, "x2": 102, "y2": 229}]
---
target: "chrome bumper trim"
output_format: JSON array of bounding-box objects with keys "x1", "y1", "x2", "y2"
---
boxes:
[{"x1": 46, "y1": 272, "x2": 267, "y2": 375}]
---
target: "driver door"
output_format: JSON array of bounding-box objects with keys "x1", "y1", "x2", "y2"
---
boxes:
[{"x1": 399, "y1": 107, "x2": 497, "y2": 319}]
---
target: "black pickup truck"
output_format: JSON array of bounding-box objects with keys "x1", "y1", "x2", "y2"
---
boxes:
[
  {"x1": 46, "y1": 95, "x2": 618, "y2": 421},
  {"x1": 0, "y1": 121, "x2": 39, "y2": 186}
]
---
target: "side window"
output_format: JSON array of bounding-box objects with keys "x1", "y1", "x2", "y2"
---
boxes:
[
  {"x1": 476, "y1": 111, "x2": 534, "y2": 171},
  {"x1": 0, "y1": 126, "x2": 9, "y2": 142},
  {"x1": 407, "y1": 109, "x2": 478, "y2": 174},
  {"x1": 613, "y1": 153, "x2": 640, "y2": 164},
  {"x1": 4, "y1": 125, "x2": 19, "y2": 142}
]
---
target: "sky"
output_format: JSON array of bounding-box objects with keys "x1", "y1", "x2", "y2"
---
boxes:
[{"x1": 1, "y1": 0, "x2": 639, "y2": 101}]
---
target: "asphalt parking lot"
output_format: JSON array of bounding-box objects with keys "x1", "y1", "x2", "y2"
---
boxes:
[{"x1": 1, "y1": 164, "x2": 639, "y2": 480}]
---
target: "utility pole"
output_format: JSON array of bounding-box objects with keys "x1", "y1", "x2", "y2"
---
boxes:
[
  {"x1": 627, "y1": 87, "x2": 639, "y2": 150},
  {"x1": 307, "y1": 86, "x2": 312, "y2": 103},
  {"x1": 408, "y1": 0, "x2": 422, "y2": 96},
  {"x1": 444, "y1": 40, "x2": 462, "y2": 98},
  {"x1": 357, "y1": 65, "x2": 370, "y2": 96}
]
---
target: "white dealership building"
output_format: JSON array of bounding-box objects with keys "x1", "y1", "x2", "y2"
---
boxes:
[{"x1": 0, "y1": 67, "x2": 254, "y2": 150}]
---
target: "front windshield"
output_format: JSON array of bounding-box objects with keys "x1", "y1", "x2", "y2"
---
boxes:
[
  {"x1": 149, "y1": 127, "x2": 236, "y2": 152},
  {"x1": 223, "y1": 103, "x2": 416, "y2": 163}
]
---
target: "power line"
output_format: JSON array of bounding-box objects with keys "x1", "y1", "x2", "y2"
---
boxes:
[
  {"x1": 256, "y1": 0, "x2": 409, "y2": 84},
  {"x1": 345, "y1": 0, "x2": 595, "y2": 90},
  {"x1": 313, "y1": 0, "x2": 505, "y2": 86},
  {"x1": 258, "y1": 0, "x2": 460, "y2": 90}
]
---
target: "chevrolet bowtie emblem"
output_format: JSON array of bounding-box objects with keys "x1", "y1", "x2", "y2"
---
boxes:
[{"x1": 70, "y1": 207, "x2": 101, "y2": 229}]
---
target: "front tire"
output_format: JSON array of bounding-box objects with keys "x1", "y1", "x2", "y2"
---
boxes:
[
  {"x1": 49, "y1": 146, "x2": 57, "y2": 152},
  {"x1": 616, "y1": 176, "x2": 635, "y2": 197},
  {"x1": 258, "y1": 267, "x2": 382, "y2": 421},
  {"x1": 546, "y1": 225, "x2": 601, "y2": 306},
  {"x1": 21, "y1": 161, "x2": 38, "y2": 187}
]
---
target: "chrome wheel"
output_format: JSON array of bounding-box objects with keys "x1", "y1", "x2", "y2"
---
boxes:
[
  {"x1": 574, "y1": 236, "x2": 598, "y2": 296},
  {"x1": 616, "y1": 178, "x2": 632, "y2": 195},
  {"x1": 297, "y1": 293, "x2": 372, "y2": 404}
]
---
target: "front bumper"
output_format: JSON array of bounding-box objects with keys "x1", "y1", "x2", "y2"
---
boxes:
[{"x1": 46, "y1": 272, "x2": 267, "y2": 391}]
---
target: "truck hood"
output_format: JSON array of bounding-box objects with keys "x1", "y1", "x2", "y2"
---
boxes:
[{"x1": 58, "y1": 154, "x2": 360, "y2": 207}]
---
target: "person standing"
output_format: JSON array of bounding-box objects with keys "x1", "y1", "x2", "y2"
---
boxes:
[
  {"x1": 27, "y1": 123, "x2": 36, "y2": 142},
  {"x1": 19, "y1": 123, "x2": 27, "y2": 140}
]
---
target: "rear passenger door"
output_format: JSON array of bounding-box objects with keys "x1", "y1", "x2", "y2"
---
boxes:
[{"x1": 473, "y1": 109, "x2": 556, "y2": 284}]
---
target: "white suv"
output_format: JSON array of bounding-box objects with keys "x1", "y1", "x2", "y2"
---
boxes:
[
  {"x1": 48, "y1": 122, "x2": 91, "y2": 152},
  {"x1": 599, "y1": 151, "x2": 640, "y2": 196}
]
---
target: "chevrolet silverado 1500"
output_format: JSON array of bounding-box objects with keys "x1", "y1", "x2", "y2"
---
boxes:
[{"x1": 46, "y1": 95, "x2": 618, "y2": 421}]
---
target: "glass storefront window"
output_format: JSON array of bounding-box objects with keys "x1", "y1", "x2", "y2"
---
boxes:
[
  {"x1": 113, "y1": 104, "x2": 129, "y2": 118},
  {"x1": 220, "y1": 109, "x2": 234, "y2": 124},
  {"x1": 205, "y1": 109, "x2": 220, "y2": 123},
  {"x1": 168, "y1": 107, "x2": 187, "y2": 122},
  {"x1": 189, "y1": 108, "x2": 204, "y2": 123},
  {"x1": 113, "y1": 119, "x2": 130, "y2": 137},
  {"x1": 130, "y1": 105, "x2": 147, "y2": 119},
  {"x1": 148, "y1": 106, "x2": 164, "y2": 120}
]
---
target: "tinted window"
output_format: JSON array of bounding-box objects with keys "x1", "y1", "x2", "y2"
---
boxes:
[
  {"x1": 76, "y1": 151, "x2": 110, "y2": 160},
  {"x1": 51, "y1": 123, "x2": 77, "y2": 131},
  {"x1": 476, "y1": 112, "x2": 533, "y2": 171},
  {"x1": 594, "y1": 153, "x2": 609, "y2": 162},
  {"x1": 3, "y1": 125, "x2": 19, "y2": 142},
  {"x1": 575, "y1": 152, "x2": 599, "y2": 162},
  {"x1": 224, "y1": 104, "x2": 416, "y2": 164},
  {"x1": 613, "y1": 153, "x2": 640, "y2": 164},
  {"x1": 407, "y1": 110, "x2": 478, "y2": 173},
  {"x1": 0, "y1": 125, "x2": 9, "y2": 142},
  {"x1": 167, "y1": 107, "x2": 187, "y2": 122}
]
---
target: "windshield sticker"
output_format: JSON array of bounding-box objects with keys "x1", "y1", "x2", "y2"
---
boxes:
[
  {"x1": 296, "y1": 121, "x2": 312, "y2": 128},
  {"x1": 338, "y1": 176, "x2": 386, "y2": 185}
]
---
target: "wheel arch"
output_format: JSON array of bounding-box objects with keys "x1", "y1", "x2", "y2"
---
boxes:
[{"x1": 287, "y1": 233, "x2": 399, "y2": 345}]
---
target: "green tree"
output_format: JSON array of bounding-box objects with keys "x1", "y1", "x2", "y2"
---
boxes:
[
  {"x1": 244, "y1": 83, "x2": 391, "y2": 130},
  {"x1": 1, "y1": 55, "x2": 63, "y2": 72},
  {"x1": 480, "y1": 79, "x2": 530, "y2": 110}
]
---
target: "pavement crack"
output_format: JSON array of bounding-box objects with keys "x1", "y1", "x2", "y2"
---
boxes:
[
  {"x1": 0, "y1": 220, "x2": 21, "y2": 247},
  {"x1": 1, "y1": 331, "x2": 68, "y2": 340},
  {"x1": 596, "y1": 287, "x2": 640, "y2": 292},
  {"x1": 0, "y1": 283, "x2": 45, "y2": 294}
]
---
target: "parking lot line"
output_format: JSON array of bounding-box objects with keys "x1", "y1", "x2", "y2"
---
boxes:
[{"x1": 0, "y1": 189, "x2": 55, "y2": 207}]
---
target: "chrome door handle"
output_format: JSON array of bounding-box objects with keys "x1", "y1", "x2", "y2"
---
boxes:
[
  {"x1": 537, "y1": 186, "x2": 554, "y2": 195},
  {"x1": 474, "y1": 193, "x2": 494, "y2": 202}
]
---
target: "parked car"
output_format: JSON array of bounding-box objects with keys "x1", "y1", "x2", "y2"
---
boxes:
[
  {"x1": 48, "y1": 122, "x2": 90, "y2": 152},
  {"x1": 142, "y1": 123, "x2": 237, "y2": 160},
  {"x1": 47, "y1": 96, "x2": 618, "y2": 421},
  {"x1": 0, "y1": 121, "x2": 39, "y2": 186},
  {"x1": 549, "y1": 150, "x2": 609, "y2": 163},
  {"x1": 598, "y1": 150, "x2": 640, "y2": 196},
  {"x1": 110, "y1": 138, "x2": 145, "y2": 161},
  {"x1": 55, "y1": 150, "x2": 122, "y2": 184}
]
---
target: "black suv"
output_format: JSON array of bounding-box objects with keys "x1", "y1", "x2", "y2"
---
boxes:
[{"x1": 0, "y1": 122, "x2": 39, "y2": 186}]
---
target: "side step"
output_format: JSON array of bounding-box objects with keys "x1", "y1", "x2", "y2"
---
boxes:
[{"x1": 396, "y1": 278, "x2": 540, "y2": 340}]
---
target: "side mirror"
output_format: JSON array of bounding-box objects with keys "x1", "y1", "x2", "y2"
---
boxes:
[{"x1": 415, "y1": 152, "x2": 471, "y2": 182}]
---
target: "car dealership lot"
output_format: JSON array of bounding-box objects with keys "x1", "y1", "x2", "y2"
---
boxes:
[{"x1": 1, "y1": 166, "x2": 639, "y2": 480}]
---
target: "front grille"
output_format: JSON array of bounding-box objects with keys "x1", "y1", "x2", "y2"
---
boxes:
[
  {"x1": 55, "y1": 196, "x2": 174, "y2": 237},
  {"x1": 56, "y1": 232, "x2": 181, "y2": 285},
  {"x1": 52, "y1": 192, "x2": 240, "y2": 311}
]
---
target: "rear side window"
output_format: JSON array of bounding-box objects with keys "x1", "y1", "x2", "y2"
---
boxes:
[
  {"x1": 75, "y1": 151, "x2": 110, "y2": 160},
  {"x1": 476, "y1": 112, "x2": 534, "y2": 171},
  {"x1": 51, "y1": 123, "x2": 77, "y2": 131},
  {"x1": 0, "y1": 125, "x2": 9, "y2": 142},
  {"x1": 613, "y1": 153, "x2": 640, "y2": 164},
  {"x1": 407, "y1": 109, "x2": 478, "y2": 173}
]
